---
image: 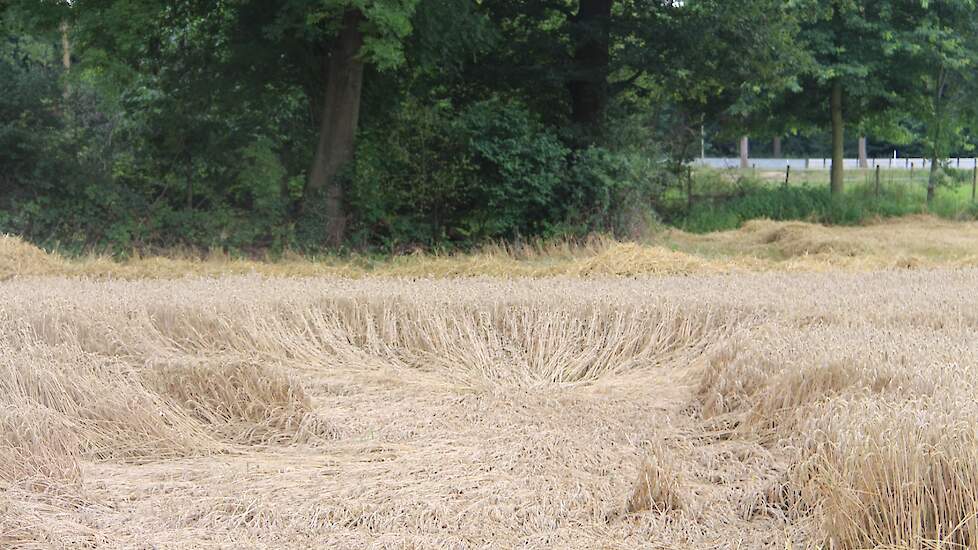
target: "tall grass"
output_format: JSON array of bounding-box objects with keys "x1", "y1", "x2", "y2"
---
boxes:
[{"x1": 677, "y1": 169, "x2": 978, "y2": 233}]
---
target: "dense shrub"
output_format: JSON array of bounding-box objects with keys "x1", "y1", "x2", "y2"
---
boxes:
[
  {"x1": 349, "y1": 98, "x2": 569, "y2": 248},
  {"x1": 348, "y1": 100, "x2": 668, "y2": 249},
  {"x1": 560, "y1": 147, "x2": 667, "y2": 239}
]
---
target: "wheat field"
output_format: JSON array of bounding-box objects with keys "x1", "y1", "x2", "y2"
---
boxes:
[{"x1": 5, "y1": 218, "x2": 978, "y2": 548}]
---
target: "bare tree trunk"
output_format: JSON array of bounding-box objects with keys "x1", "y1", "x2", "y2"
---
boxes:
[
  {"x1": 60, "y1": 21, "x2": 71, "y2": 70},
  {"x1": 186, "y1": 152, "x2": 193, "y2": 210},
  {"x1": 858, "y1": 136, "x2": 868, "y2": 168},
  {"x1": 927, "y1": 150, "x2": 939, "y2": 205},
  {"x1": 772, "y1": 136, "x2": 782, "y2": 159},
  {"x1": 60, "y1": 20, "x2": 71, "y2": 99},
  {"x1": 739, "y1": 136, "x2": 749, "y2": 169},
  {"x1": 305, "y1": 10, "x2": 364, "y2": 247},
  {"x1": 927, "y1": 66, "x2": 948, "y2": 207},
  {"x1": 830, "y1": 79, "x2": 844, "y2": 195},
  {"x1": 700, "y1": 125, "x2": 705, "y2": 159},
  {"x1": 567, "y1": 0, "x2": 613, "y2": 145}
]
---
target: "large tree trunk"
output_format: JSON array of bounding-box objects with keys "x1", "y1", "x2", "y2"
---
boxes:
[
  {"x1": 830, "y1": 79, "x2": 844, "y2": 195},
  {"x1": 858, "y1": 136, "x2": 868, "y2": 168},
  {"x1": 739, "y1": 136, "x2": 749, "y2": 169},
  {"x1": 305, "y1": 10, "x2": 364, "y2": 247},
  {"x1": 567, "y1": 0, "x2": 613, "y2": 145},
  {"x1": 772, "y1": 136, "x2": 782, "y2": 159}
]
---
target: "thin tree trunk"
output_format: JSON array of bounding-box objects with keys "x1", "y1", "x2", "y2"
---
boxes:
[
  {"x1": 830, "y1": 79, "x2": 844, "y2": 195},
  {"x1": 60, "y1": 20, "x2": 71, "y2": 99},
  {"x1": 772, "y1": 136, "x2": 782, "y2": 159},
  {"x1": 927, "y1": 150, "x2": 939, "y2": 205},
  {"x1": 60, "y1": 21, "x2": 71, "y2": 69},
  {"x1": 305, "y1": 10, "x2": 364, "y2": 247},
  {"x1": 858, "y1": 136, "x2": 868, "y2": 168},
  {"x1": 739, "y1": 136, "x2": 749, "y2": 169},
  {"x1": 927, "y1": 66, "x2": 947, "y2": 207},
  {"x1": 186, "y1": 152, "x2": 193, "y2": 210},
  {"x1": 567, "y1": 0, "x2": 613, "y2": 145},
  {"x1": 700, "y1": 125, "x2": 705, "y2": 159}
]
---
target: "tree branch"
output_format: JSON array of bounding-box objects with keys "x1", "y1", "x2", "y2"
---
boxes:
[{"x1": 610, "y1": 70, "x2": 643, "y2": 96}]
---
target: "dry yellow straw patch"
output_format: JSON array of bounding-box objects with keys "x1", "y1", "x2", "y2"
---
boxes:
[
  {"x1": 9, "y1": 215, "x2": 978, "y2": 279},
  {"x1": 5, "y1": 217, "x2": 978, "y2": 547}
]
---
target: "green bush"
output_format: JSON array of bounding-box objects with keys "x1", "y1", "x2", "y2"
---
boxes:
[
  {"x1": 349, "y1": 98, "x2": 569, "y2": 248},
  {"x1": 559, "y1": 147, "x2": 667, "y2": 238},
  {"x1": 349, "y1": 98, "x2": 670, "y2": 248}
]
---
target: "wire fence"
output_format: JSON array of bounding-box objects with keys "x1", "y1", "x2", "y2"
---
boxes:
[
  {"x1": 692, "y1": 157, "x2": 978, "y2": 171},
  {"x1": 665, "y1": 159, "x2": 978, "y2": 216}
]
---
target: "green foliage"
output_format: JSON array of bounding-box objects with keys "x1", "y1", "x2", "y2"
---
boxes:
[
  {"x1": 678, "y1": 177, "x2": 978, "y2": 234},
  {"x1": 885, "y1": 0, "x2": 978, "y2": 163},
  {"x1": 228, "y1": 139, "x2": 292, "y2": 248},
  {"x1": 0, "y1": 21, "x2": 136, "y2": 251},
  {"x1": 7, "y1": 0, "x2": 978, "y2": 256},
  {"x1": 945, "y1": 167, "x2": 973, "y2": 185},
  {"x1": 0, "y1": 33, "x2": 61, "y2": 195},
  {"x1": 459, "y1": 100, "x2": 568, "y2": 238},
  {"x1": 561, "y1": 147, "x2": 666, "y2": 238},
  {"x1": 349, "y1": 99, "x2": 569, "y2": 247},
  {"x1": 347, "y1": 97, "x2": 671, "y2": 248},
  {"x1": 680, "y1": 184, "x2": 832, "y2": 233}
]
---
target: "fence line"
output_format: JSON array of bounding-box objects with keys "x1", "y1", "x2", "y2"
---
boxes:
[{"x1": 692, "y1": 157, "x2": 978, "y2": 171}]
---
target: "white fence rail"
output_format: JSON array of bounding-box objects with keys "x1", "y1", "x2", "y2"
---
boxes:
[{"x1": 693, "y1": 157, "x2": 978, "y2": 171}]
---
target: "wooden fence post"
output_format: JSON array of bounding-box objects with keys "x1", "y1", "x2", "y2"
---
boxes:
[
  {"x1": 875, "y1": 165, "x2": 881, "y2": 198},
  {"x1": 971, "y1": 158, "x2": 978, "y2": 202},
  {"x1": 784, "y1": 165, "x2": 791, "y2": 187}
]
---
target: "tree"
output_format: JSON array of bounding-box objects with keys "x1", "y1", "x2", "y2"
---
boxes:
[
  {"x1": 22, "y1": 0, "x2": 978, "y2": 253},
  {"x1": 293, "y1": 1, "x2": 418, "y2": 245},
  {"x1": 60, "y1": 0, "x2": 419, "y2": 246},
  {"x1": 567, "y1": 0, "x2": 613, "y2": 143},
  {"x1": 478, "y1": 0, "x2": 802, "y2": 152},
  {"x1": 306, "y1": 10, "x2": 365, "y2": 245},
  {"x1": 770, "y1": 1, "x2": 901, "y2": 195},
  {"x1": 639, "y1": 0, "x2": 805, "y2": 165},
  {"x1": 887, "y1": 0, "x2": 978, "y2": 205}
]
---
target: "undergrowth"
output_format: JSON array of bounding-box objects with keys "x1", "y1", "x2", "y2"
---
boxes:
[{"x1": 674, "y1": 171, "x2": 978, "y2": 233}]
